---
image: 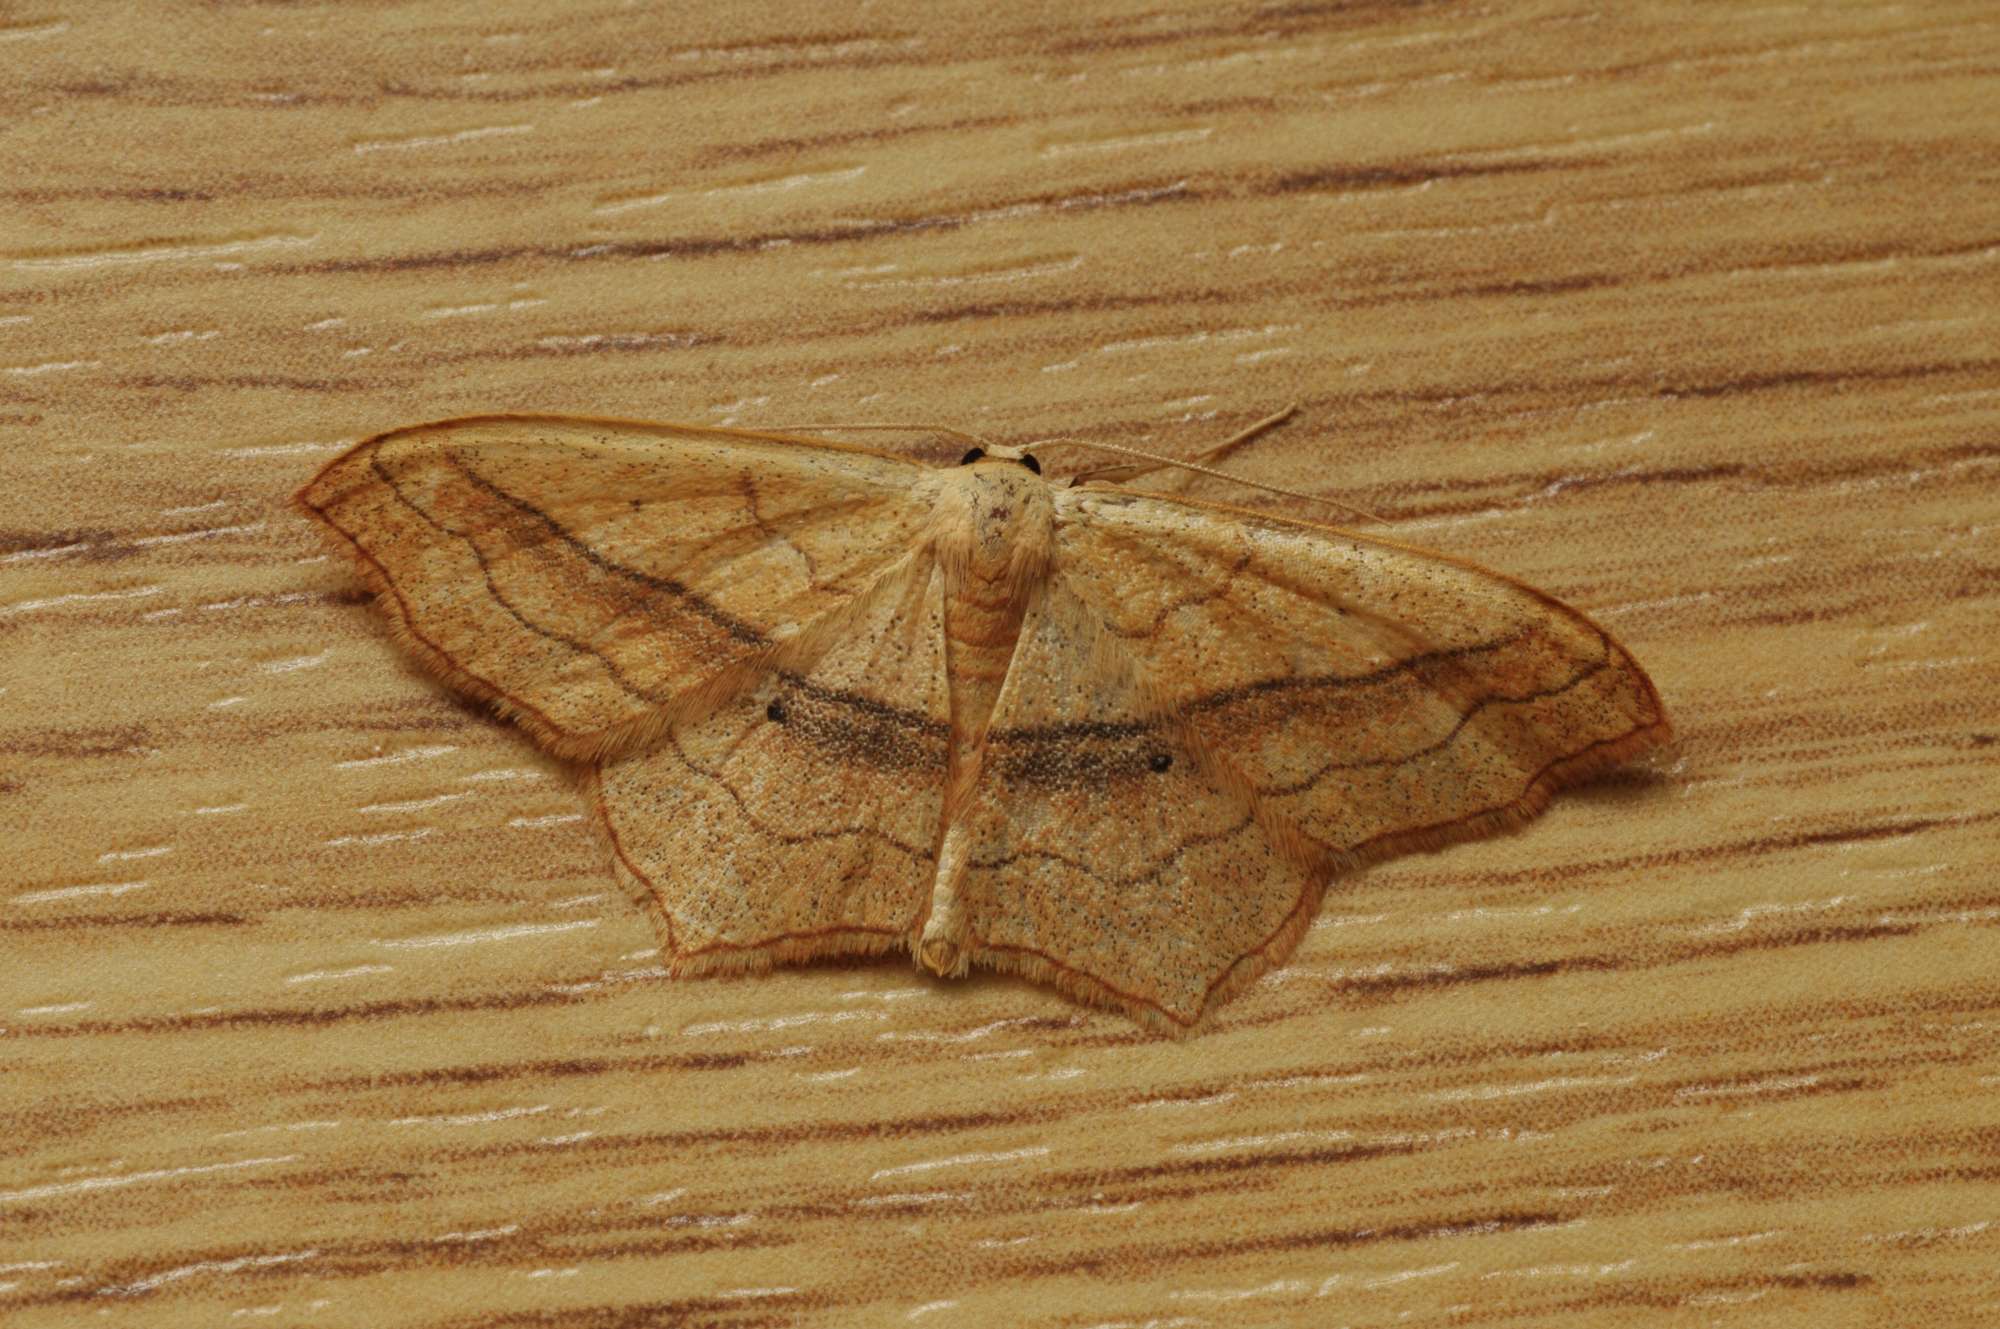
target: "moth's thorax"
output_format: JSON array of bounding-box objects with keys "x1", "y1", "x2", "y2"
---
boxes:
[{"x1": 923, "y1": 463, "x2": 1054, "y2": 599}]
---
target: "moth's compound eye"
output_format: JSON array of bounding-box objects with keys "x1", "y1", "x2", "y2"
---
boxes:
[
  {"x1": 1149, "y1": 752, "x2": 1174, "y2": 773},
  {"x1": 1020, "y1": 453, "x2": 1042, "y2": 475},
  {"x1": 959, "y1": 447, "x2": 985, "y2": 465},
  {"x1": 766, "y1": 698, "x2": 789, "y2": 724}
]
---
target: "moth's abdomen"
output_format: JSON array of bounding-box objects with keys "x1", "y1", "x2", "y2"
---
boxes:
[{"x1": 920, "y1": 466, "x2": 1058, "y2": 965}]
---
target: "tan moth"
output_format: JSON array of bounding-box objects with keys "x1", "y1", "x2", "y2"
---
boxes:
[{"x1": 297, "y1": 413, "x2": 1669, "y2": 1029}]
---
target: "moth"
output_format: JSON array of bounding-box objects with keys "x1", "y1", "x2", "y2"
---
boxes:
[{"x1": 297, "y1": 413, "x2": 1669, "y2": 1029}]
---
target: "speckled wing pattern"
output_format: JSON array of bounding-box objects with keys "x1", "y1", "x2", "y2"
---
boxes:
[
  {"x1": 295, "y1": 415, "x2": 932, "y2": 761},
  {"x1": 951, "y1": 579, "x2": 1310, "y2": 1024},
  {"x1": 952, "y1": 486, "x2": 1669, "y2": 1025},
  {"x1": 591, "y1": 554, "x2": 951, "y2": 972}
]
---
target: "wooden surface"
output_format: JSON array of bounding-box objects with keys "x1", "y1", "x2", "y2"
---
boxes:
[{"x1": 3, "y1": 2, "x2": 1997, "y2": 1325}]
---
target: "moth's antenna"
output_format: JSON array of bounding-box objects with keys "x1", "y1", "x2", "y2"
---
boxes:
[
  {"x1": 1033, "y1": 406, "x2": 1390, "y2": 525},
  {"x1": 758, "y1": 421, "x2": 997, "y2": 449},
  {"x1": 1046, "y1": 439, "x2": 1387, "y2": 523},
  {"x1": 1052, "y1": 403, "x2": 1291, "y2": 485}
]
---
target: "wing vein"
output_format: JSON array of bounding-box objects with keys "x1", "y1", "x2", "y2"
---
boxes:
[
  {"x1": 1257, "y1": 640, "x2": 1617, "y2": 797},
  {"x1": 441, "y1": 448, "x2": 767, "y2": 647},
  {"x1": 366, "y1": 445, "x2": 669, "y2": 705}
]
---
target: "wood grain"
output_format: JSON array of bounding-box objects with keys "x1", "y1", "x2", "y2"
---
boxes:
[{"x1": 3, "y1": 2, "x2": 1997, "y2": 1324}]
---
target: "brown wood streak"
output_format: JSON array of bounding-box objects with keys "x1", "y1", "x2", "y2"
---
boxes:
[{"x1": 5, "y1": 0, "x2": 2000, "y2": 1325}]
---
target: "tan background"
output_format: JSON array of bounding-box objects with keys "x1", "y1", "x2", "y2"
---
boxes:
[{"x1": 4, "y1": 2, "x2": 1998, "y2": 1325}]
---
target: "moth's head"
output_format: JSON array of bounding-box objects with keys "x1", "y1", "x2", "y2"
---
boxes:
[
  {"x1": 956, "y1": 442, "x2": 1043, "y2": 477},
  {"x1": 930, "y1": 438, "x2": 1056, "y2": 590}
]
